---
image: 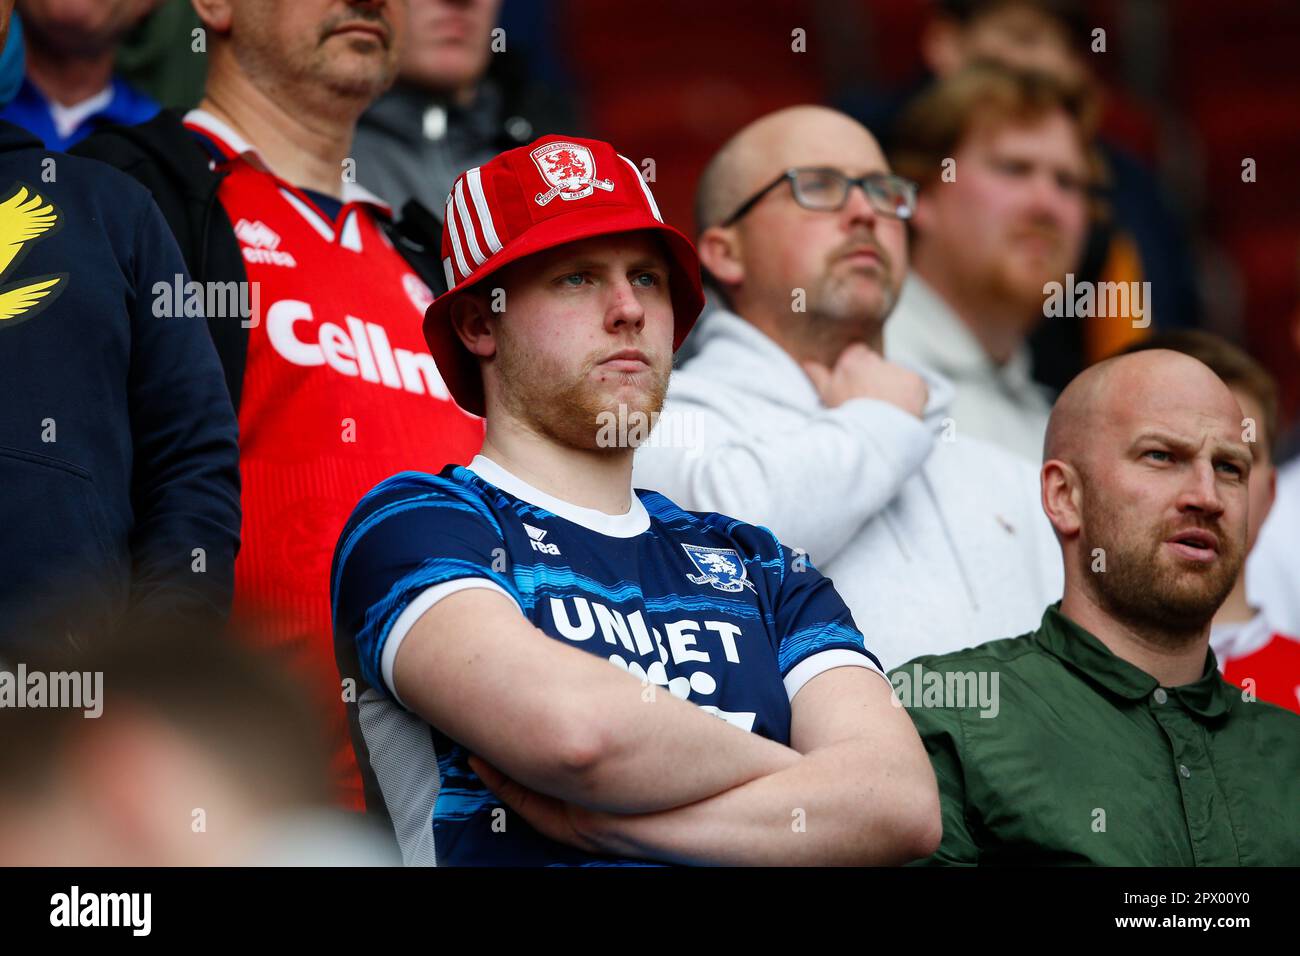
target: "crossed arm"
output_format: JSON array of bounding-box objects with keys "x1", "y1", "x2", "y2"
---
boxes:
[{"x1": 393, "y1": 589, "x2": 941, "y2": 864}]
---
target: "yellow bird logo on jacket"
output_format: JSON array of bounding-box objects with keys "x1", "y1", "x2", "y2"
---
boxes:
[{"x1": 0, "y1": 184, "x2": 67, "y2": 329}]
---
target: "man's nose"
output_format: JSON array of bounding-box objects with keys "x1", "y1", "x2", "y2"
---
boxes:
[
  {"x1": 1178, "y1": 459, "x2": 1226, "y2": 516},
  {"x1": 1024, "y1": 169, "x2": 1074, "y2": 224},
  {"x1": 605, "y1": 279, "x2": 646, "y2": 333},
  {"x1": 841, "y1": 180, "x2": 880, "y2": 230}
]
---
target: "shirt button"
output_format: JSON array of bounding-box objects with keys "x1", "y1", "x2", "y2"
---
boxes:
[
  {"x1": 1153, "y1": 688, "x2": 1168, "y2": 704},
  {"x1": 1179, "y1": 764, "x2": 1191, "y2": 778}
]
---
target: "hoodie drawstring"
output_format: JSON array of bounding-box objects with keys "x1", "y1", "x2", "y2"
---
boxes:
[{"x1": 919, "y1": 467, "x2": 980, "y2": 613}]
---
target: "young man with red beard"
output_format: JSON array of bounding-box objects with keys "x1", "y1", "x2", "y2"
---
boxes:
[
  {"x1": 330, "y1": 135, "x2": 941, "y2": 865},
  {"x1": 886, "y1": 61, "x2": 1092, "y2": 462},
  {"x1": 893, "y1": 349, "x2": 1300, "y2": 865}
]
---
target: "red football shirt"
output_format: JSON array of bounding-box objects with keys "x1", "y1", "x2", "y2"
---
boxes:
[
  {"x1": 1214, "y1": 612, "x2": 1300, "y2": 714},
  {"x1": 187, "y1": 111, "x2": 484, "y2": 809}
]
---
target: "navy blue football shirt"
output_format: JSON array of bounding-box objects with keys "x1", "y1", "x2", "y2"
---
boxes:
[{"x1": 331, "y1": 455, "x2": 884, "y2": 865}]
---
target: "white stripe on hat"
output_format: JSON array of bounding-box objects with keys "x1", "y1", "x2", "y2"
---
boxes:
[
  {"x1": 445, "y1": 194, "x2": 472, "y2": 282},
  {"x1": 454, "y1": 179, "x2": 486, "y2": 266},
  {"x1": 443, "y1": 257, "x2": 454, "y2": 289},
  {"x1": 618, "y1": 154, "x2": 662, "y2": 223},
  {"x1": 466, "y1": 167, "x2": 502, "y2": 254}
]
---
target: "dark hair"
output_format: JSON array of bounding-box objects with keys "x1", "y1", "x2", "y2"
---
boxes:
[{"x1": 936, "y1": 0, "x2": 1091, "y2": 48}]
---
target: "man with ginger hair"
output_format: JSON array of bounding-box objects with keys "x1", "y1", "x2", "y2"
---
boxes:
[
  {"x1": 886, "y1": 61, "x2": 1092, "y2": 462},
  {"x1": 891, "y1": 349, "x2": 1300, "y2": 865}
]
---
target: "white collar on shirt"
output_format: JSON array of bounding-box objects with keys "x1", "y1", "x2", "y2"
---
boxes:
[
  {"x1": 1210, "y1": 610, "x2": 1276, "y2": 667},
  {"x1": 183, "y1": 107, "x2": 390, "y2": 209},
  {"x1": 467, "y1": 454, "x2": 649, "y2": 538},
  {"x1": 50, "y1": 86, "x2": 114, "y2": 140}
]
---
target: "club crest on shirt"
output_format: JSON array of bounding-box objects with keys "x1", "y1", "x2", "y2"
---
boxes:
[
  {"x1": 531, "y1": 142, "x2": 614, "y2": 206},
  {"x1": 681, "y1": 544, "x2": 755, "y2": 594},
  {"x1": 402, "y1": 272, "x2": 434, "y2": 314}
]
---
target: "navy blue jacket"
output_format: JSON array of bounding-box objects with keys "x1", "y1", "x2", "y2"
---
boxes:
[{"x1": 0, "y1": 120, "x2": 240, "y2": 646}]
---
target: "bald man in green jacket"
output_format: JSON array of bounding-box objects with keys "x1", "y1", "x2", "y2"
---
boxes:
[{"x1": 892, "y1": 349, "x2": 1300, "y2": 865}]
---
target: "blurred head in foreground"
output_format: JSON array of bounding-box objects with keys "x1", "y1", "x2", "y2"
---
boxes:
[{"x1": 0, "y1": 613, "x2": 396, "y2": 865}]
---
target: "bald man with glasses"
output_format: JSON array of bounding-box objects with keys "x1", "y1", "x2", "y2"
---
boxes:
[{"x1": 634, "y1": 106, "x2": 1062, "y2": 668}]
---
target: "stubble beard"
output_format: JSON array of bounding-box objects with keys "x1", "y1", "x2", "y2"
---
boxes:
[
  {"x1": 805, "y1": 261, "x2": 897, "y2": 349},
  {"x1": 494, "y1": 342, "x2": 671, "y2": 453},
  {"x1": 1078, "y1": 494, "x2": 1242, "y2": 647},
  {"x1": 986, "y1": 225, "x2": 1072, "y2": 325},
  {"x1": 232, "y1": 18, "x2": 396, "y2": 111}
]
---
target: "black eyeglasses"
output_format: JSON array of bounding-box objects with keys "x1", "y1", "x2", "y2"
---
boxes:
[{"x1": 721, "y1": 167, "x2": 919, "y2": 227}]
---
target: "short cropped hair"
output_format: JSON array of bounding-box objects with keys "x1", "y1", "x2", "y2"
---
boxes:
[{"x1": 1123, "y1": 330, "x2": 1280, "y2": 460}]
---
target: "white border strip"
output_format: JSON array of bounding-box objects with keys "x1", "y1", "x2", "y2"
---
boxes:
[
  {"x1": 466, "y1": 167, "x2": 502, "y2": 253},
  {"x1": 618, "y1": 154, "x2": 662, "y2": 222}
]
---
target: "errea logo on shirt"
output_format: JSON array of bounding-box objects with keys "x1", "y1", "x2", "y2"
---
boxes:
[
  {"x1": 235, "y1": 218, "x2": 297, "y2": 268},
  {"x1": 525, "y1": 524, "x2": 561, "y2": 555}
]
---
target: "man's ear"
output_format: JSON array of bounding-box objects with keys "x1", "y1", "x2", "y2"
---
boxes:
[
  {"x1": 1041, "y1": 459, "x2": 1083, "y2": 538},
  {"x1": 697, "y1": 225, "x2": 744, "y2": 290},
  {"x1": 449, "y1": 291, "x2": 497, "y2": 359},
  {"x1": 191, "y1": 0, "x2": 233, "y2": 33}
]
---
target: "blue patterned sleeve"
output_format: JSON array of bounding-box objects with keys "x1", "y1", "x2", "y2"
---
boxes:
[
  {"x1": 331, "y1": 472, "x2": 524, "y2": 698},
  {"x1": 768, "y1": 534, "x2": 883, "y2": 699}
]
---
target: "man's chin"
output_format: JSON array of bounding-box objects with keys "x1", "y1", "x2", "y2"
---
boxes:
[
  {"x1": 819, "y1": 282, "x2": 893, "y2": 325},
  {"x1": 523, "y1": 382, "x2": 665, "y2": 453},
  {"x1": 314, "y1": 57, "x2": 396, "y2": 99},
  {"x1": 1087, "y1": 544, "x2": 1233, "y2": 637},
  {"x1": 999, "y1": 263, "x2": 1065, "y2": 310},
  {"x1": 1144, "y1": 567, "x2": 1236, "y2": 628}
]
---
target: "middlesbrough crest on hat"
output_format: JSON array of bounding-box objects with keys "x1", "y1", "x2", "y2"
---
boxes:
[
  {"x1": 531, "y1": 141, "x2": 614, "y2": 206},
  {"x1": 681, "y1": 544, "x2": 756, "y2": 594}
]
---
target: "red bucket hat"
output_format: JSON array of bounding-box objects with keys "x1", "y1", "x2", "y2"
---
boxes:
[{"x1": 422, "y1": 135, "x2": 705, "y2": 417}]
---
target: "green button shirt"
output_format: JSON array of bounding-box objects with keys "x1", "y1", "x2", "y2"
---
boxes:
[{"x1": 891, "y1": 604, "x2": 1300, "y2": 865}]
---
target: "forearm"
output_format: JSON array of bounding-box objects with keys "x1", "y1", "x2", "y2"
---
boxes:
[
  {"x1": 560, "y1": 677, "x2": 803, "y2": 813},
  {"x1": 399, "y1": 593, "x2": 801, "y2": 814},
  {"x1": 581, "y1": 738, "x2": 938, "y2": 866}
]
